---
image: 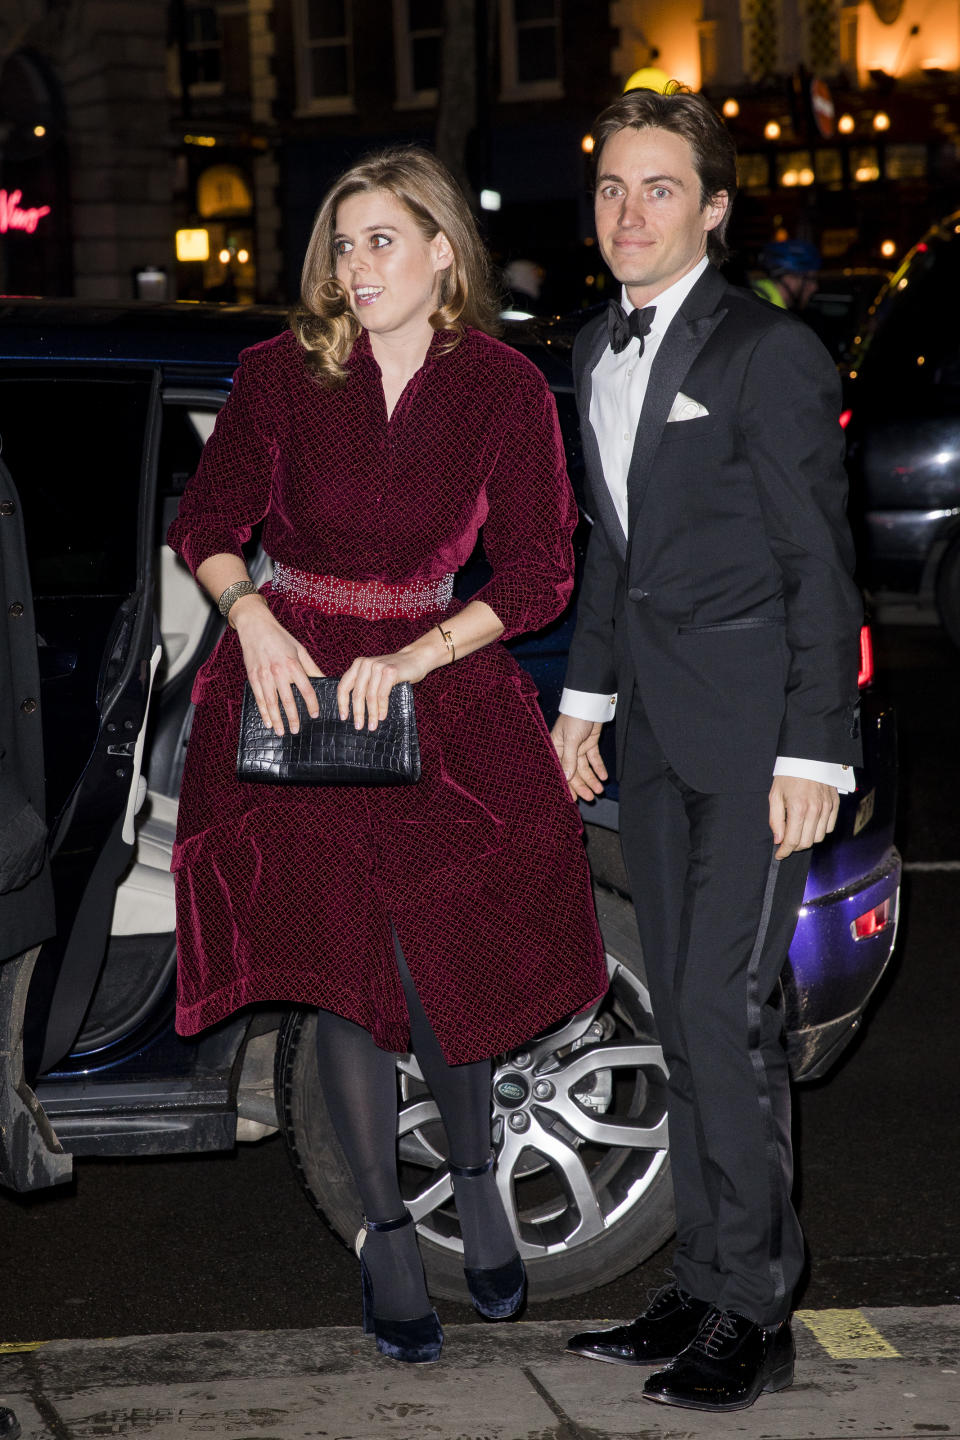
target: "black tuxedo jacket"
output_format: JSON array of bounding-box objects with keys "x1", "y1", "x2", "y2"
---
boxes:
[{"x1": 564, "y1": 265, "x2": 864, "y2": 793}]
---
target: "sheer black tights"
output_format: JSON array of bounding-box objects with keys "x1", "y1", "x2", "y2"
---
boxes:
[{"x1": 314, "y1": 932, "x2": 516, "y2": 1320}]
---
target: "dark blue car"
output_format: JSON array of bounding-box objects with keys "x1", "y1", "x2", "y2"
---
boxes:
[{"x1": 0, "y1": 299, "x2": 900, "y2": 1301}]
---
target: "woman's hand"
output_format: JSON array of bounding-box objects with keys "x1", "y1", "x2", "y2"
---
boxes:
[
  {"x1": 232, "y1": 599, "x2": 324, "y2": 737},
  {"x1": 337, "y1": 647, "x2": 436, "y2": 731}
]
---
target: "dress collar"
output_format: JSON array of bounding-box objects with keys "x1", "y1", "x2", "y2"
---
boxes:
[{"x1": 348, "y1": 324, "x2": 454, "y2": 374}]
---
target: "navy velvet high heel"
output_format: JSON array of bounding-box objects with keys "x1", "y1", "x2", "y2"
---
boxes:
[
  {"x1": 450, "y1": 1155, "x2": 527, "y2": 1321},
  {"x1": 355, "y1": 1211, "x2": 443, "y2": 1364}
]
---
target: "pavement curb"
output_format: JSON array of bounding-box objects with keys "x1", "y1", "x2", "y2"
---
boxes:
[{"x1": 3, "y1": 1307, "x2": 958, "y2": 1439}]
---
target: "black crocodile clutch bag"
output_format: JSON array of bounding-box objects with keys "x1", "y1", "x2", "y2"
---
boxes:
[{"x1": 236, "y1": 677, "x2": 421, "y2": 785}]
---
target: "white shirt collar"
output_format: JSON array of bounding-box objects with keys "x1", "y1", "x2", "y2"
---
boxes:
[{"x1": 621, "y1": 255, "x2": 710, "y2": 337}]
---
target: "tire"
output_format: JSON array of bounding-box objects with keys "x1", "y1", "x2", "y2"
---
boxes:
[
  {"x1": 935, "y1": 532, "x2": 960, "y2": 649},
  {"x1": 275, "y1": 883, "x2": 675, "y2": 1302}
]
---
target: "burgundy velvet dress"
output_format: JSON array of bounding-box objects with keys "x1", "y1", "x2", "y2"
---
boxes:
[{"x1": 167, "y1": 325, "x2": 608, "y2": 1062}]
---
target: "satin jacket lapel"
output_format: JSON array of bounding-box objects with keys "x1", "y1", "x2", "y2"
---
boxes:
[
  {"x1": 575, "y1": 315, "x2": 628, "y2": 566},
  {"x1": 626, "y1": 269, "x2": 728, "y2": 529}
]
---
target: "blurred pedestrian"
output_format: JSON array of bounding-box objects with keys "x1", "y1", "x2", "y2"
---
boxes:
[
  {"x1": 551, "y1": 87, "x2": 862, "y2": 1413},
  {"x1": 167, "y1": 146, "x2": 607, "y2": 1365},
  {"x1": 753, "y1": 239, "x2": 821, "y2": 313}
]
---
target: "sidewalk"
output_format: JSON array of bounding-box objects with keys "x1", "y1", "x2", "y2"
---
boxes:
[{"x1": 3, "y1": 1306, "x2": 957, "y2": 1439}]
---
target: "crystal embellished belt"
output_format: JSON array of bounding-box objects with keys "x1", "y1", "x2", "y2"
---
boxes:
[{"x1": 272, "y1": 562, "x2": 454, "y2": 620}]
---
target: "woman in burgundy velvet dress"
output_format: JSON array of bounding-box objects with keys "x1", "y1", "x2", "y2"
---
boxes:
[{"x1": 167, "y1": 148, "x2": 608, "y2": 1363}]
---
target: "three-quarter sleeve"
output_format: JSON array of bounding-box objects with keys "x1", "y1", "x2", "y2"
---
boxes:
[
  {"x1": 472, "y1": 370, "x2": 577, "y2": 642},
  {"x1": 166, "y1": 345, "x2": 276, "y2": 576}
]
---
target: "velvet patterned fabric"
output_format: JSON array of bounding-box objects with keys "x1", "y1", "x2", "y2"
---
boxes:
[{"x1": 167, "y1": 327, "x2": 608, "y2": 1060}]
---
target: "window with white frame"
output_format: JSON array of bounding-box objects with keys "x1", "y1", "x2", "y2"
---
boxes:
[
  {"x1": 500, "y1": 0, "x2": 562, "y2": 100},
  {"x1": 183, "y1": 3, "x2": 223, "y2": 92},
  {"x1": 393, "y1": 0, "x2": 443, "y2": 108},
  {"x1": 295, "y1": 0, "x2": 354, "y2": 114}
]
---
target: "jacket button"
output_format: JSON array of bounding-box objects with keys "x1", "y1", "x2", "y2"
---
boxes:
[
  {"x1": 8, "y1": 601, "x2": 24, "y2": 617},
  {"x1": 21, "y1": 697, "x2": 38, "y2": 714},
  {"x1": 628, "y1": 587, "x2": 650, "y2": 601},
  {"x1": 0, "y1": 501, "x2": 15, "y2": 517}
]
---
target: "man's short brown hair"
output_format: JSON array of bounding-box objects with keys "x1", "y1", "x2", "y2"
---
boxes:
[{"x1": 591, "y1": 85, "x2": 738, "y2": 264}]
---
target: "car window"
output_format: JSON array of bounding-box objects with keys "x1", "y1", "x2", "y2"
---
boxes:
[
  {"x1": 0, "y1": 367, "x2": 156, "y2": 820},
  {"x1": 0, "y1": 371, "x2": 153, "y2": 595},
  {"x1": 155, "y1": 399, "x2": 223, "y2": 691},
  {"x1": 852, "y1": 228, "x2": 960, "y2": 409},
  {"x1": 157, "y1": 404, "x2": 216, "y2": 504}
]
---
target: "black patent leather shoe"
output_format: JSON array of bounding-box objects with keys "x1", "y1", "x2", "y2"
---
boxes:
[
  {"x1": 0, "y1": 1408, "x2": 21, "y2": 1440},
  {"x1": 643, "y1": 1309, "x2": 795, "y2": 1411},
  {"x1": 566, "y1": 1284, "x2": 713, "y2": 1366}
]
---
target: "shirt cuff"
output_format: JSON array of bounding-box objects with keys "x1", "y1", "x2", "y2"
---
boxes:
[
  {"x1": 560, "y1": 687, "x2": 618, "y2": 723},
  {"x1": 774, "y1": 756, "x2": 856, "y2": 793}
]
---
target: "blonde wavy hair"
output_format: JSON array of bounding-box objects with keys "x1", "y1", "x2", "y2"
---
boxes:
[{"x1": 292, "y1": 146, "x2": 502, "y2": 385}]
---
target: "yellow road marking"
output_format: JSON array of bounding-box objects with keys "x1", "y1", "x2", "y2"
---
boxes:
[
  {"x1": 796, "y1": 1309, "x2": 901, "y2": 1359},
  {"x1": 0, "y1": 1341, "x2": 47, "y2": 1353}
]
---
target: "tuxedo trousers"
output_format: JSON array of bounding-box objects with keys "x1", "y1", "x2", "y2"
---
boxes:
[{"x1": 618, "y1": 692, "x2": 809, "y2": 1325}]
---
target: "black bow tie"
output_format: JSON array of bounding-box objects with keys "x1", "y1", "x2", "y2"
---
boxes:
[{"x1": 607, "y1": 301, "x2": 656, "y2": 356}]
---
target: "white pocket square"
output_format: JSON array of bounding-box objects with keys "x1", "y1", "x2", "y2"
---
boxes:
[{"x1": 667, "y1": 393, "x2": 709, "y2": 422}]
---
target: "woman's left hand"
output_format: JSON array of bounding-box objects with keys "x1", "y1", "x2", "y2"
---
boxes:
[
  {"x1": 338, "y1": 600, "x2": 504, "y2": 729},
  {"x1": 338, "y1": 648, "x2": 435, "y2": 730}
]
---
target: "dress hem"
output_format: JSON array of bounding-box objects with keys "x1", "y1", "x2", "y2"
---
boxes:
[{"x1": 176, "y1": 975, "x2": 610, "y2": 1065}]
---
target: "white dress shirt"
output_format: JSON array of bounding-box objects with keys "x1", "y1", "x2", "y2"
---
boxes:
[{"x1": 560, "y1": 259, "x2": 854, "y2": 793}]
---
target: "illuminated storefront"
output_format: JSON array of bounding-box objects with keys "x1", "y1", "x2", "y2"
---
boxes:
[
  {"x1": 608, "y1": 0, "x2": 960, "y2": 264},
  {"x1": 0, "y1": 49, "x2": 71, "y2": 296},
  {"x1": 172, "y1": 148, "x2": 258, "y2": 302}
]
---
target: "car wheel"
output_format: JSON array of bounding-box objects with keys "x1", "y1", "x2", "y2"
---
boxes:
[
  {"x1": 935, "y1": 532, "x2": 960, "y2": 648},
  {"x1": 275, "y1": 885, "x2": 675, "y2": 1301}
]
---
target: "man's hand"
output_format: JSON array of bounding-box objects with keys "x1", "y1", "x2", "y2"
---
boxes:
[
  {"x1": 768, "y1": 776, "x2": 840, "y2": 859},
  {"x1": 551, "y1": 714, "x2": 607, "y2": 802}
]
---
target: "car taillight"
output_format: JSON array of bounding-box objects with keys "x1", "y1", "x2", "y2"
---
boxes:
[
  {"x1": 839, "y1": 409, "x2": 852, "y2": 429},
  {"x1": 851, "y1": 896, "x2": 892, "y2": 940},
  {"x1": 858, "y1": 625, "x2": 874, "y2": 688}
]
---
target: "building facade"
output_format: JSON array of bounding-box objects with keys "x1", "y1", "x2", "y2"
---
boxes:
[
  {"x1": 613, "y1": 0, "x2": 960, "y2": 265},
  {"x1": 1, "y1": 0, "x2": 173, "y2": 300},
  {"x1": 3, "y1": 1, "x2": 960, "y2": 302}
]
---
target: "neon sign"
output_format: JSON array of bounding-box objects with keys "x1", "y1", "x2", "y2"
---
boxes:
[{"x1": 0, "y1": 189, "x2": 52, "y2": 235}]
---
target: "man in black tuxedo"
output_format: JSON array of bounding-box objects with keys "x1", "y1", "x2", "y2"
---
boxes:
[{"x1": 552, "y1": 88, "x2": 863, "y2": 1413}]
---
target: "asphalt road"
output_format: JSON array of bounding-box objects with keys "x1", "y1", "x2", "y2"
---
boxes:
[{"x1": 4, "y1": 620, "x2": 959, "y2": 1344}]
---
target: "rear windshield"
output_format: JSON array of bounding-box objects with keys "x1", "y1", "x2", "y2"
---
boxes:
[{"x1": 851, "y1": 218, "x2": 960, "y2": 410}]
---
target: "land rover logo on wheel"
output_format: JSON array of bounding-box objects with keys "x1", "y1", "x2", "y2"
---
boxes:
[{"x1": 495, "y1": 1074, "x2": 528, "y2": 1108}]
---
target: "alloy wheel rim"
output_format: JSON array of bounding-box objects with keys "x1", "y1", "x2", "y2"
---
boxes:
[{"x1": 396, "y1": 953, "x2": 670, "y2": 1261}]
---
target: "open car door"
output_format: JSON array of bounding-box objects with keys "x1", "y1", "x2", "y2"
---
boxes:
[{"x1": 0, "y1": 366, "x2": 162, "y2": 1192}]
